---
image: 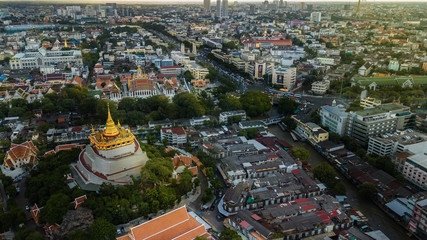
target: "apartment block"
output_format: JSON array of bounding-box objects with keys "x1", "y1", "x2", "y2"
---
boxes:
[
  {"x1": 311, "y1": 81, "x2": 330, "y2": 95},
  {"x1": 347, "y1": 103, "x2": 416, "y2": 146},
  {"x1": 272, "y1": 66, "x2": 297, "y2": 89},
  {"x1": 319, "y1": 105, "x2": 348, "y2": 136},
  {"x1": 160, "y1": 127, "x2": 187, "y2": 145}
]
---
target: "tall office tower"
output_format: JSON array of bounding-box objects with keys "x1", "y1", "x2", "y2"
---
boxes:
[
  {"x1": 306, "y1": 4, "x2": 313, "y2": 11},
  {"x1": 204, "y1": 0, "x2": 211, "y2": 12},
  {"x1": 216, "y1": 0, "x2": 221, "y2": 18},
  {"x1": 222, "y1": 0, "x2": 228, "y2": 17},
  {"x1": 263, "y1": 0, "x2": 269, "y2": 10},
  {"x1": 273, "y1": 0, "x2": 279, "y2": 7},
  {"x1": 279, "y1": 0, "x2": 284, "y2": 8},
  {"x1": 300, "y1": 2, "x2": 305, "y2": 10},
  {"x1": 344, "y1": 4, "x2": 351, "y2": 10},
  {"x1": 249, "y1": 4, "x2": 255, "y2": 15}
]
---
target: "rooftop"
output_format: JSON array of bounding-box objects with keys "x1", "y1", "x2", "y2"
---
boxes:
[{"x1": 355, "y1": 103, "x2": 408, "y2": 117}]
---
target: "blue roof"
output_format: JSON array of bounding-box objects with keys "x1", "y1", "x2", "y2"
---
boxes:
[
  {"x1": 0, "y1": 76, "x2": 7, "y2": 81},
  {"x1": 385, "y1": 198, "x2": 410, "y2": 217}
]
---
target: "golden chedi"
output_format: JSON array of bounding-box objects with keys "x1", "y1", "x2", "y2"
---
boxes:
[{"x1": 73, "y1": 104, "x2": 148, "y2": 186}]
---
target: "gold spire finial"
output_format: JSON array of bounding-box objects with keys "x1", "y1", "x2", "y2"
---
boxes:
[
  {"x1": 91, "y1": 125, "x2": 95, "y2": 134},
  {"x1": 117, "y1": 120, "x2": 121, "y2": 129},
  {"x1": 103, "y1": 102, "x2": 119, "y2": 137},
  {"x1": 64, "y1": 39, "x2": 68, "y2": 48}
]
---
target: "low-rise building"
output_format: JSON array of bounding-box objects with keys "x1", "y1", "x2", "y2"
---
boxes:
[
  {"x1": 403, "y1": 154, "x2": 427, "y2": 190},
  {"x1": 3, "y1": 141, "x2": 39, "y2": 169},
  {"x1": 117, "y1": 205, "x2": 212, "y2": 240},
  {"x1": 360, "y1": 96, "x2": 382, "y2": 108},
  {"x1": 367, "y1": 130, "x2": 427, "y2": 157},
  {"x1": 311, "y1": 81, "x2": 329, "y2": 95},
  {"x1": 185, "y1": 62, "x2": 209, "y2": 80},
  {"x1": 160, "y1": 127, "x2": 187, "y2": 145},
  {"x1": 239, "y1": 120, "x2": 266, "y2": 130},
  {"x1": 409, "y1": 199, "x2": 427, "y2": 238},
  {"x1": 293, "y1": 117, "x2": 329, "y2": 145},
  {"x1": 10, "y1": 48, "x2": 83, "y2": 70},
  {"x1": 219, "y1": 110, "x2": 246, "y2": 124}
]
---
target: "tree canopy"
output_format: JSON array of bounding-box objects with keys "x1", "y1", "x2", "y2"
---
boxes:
[
  {"x1": 239, "y1": 91, "x2": 272, "y2": 117},
  {"x1": 277, "y1": 97, "x2": 299, "y2": 115}
]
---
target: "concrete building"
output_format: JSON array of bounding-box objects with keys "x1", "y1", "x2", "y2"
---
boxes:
[
  {"x1": 347, "y1": 104, "x2": 416, "y2": 146},
  {"x1": 271, "y1": 66, "x2": 296, "y2": 89},
  {"x1": 310, "y1": 12, "x2": 322, "y2": 22},
  {"x1": 360, "y1": 97, "x2": 382, "y2": 108},
  {"x1": 216, "y1": 0, "x2": 221, "y2": 18},
  {"x1": 409, "y1": 199, "x2": 427, "y2": 238},
  {"x1": 403, "y1": 154, "x2": 427, "y2": 190},
  {"x1": 10, "y1": 48, "x2": 83, "y2": 70},
  {"x1": 219, "y1": 110, "x2": 246, "y2": 124},
  {"x1": 293, "y1": 117, "x2": 329, "y2": 145},
  {"x1": 311, "y1": 81, "x2": 329, "y2": 95},
  {"x1": 389, "y1": 59, "x2": 400, "y2": 71},
  {"x1": 367, "y1": 130, "x2": 427, "y2": 157},
  {"x1": 222, "y1": 0, "x2": 228, "y2": 17},
  {"x1": 319, "y1": 105, "x2": 348, "y2": 136},
  {"x1": 204, "y1": 0, "x2": 211, "y2": 12},
  {"x1": 160, "y1": 127, "x2": 187, "y2": 145},
  {"x1": 185, "y1": 62, "x2": 209, "y2": 80}
]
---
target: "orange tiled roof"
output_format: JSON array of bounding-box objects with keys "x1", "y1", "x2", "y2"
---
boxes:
[
  {"x1": 73, "y1": 195, "x2": 87, "y2": 209},
  {"x1": 4, "y1": 141, "x2": 39, "y2": 168},
  {"x1": 123, "y1": 205, "x2": 211, "y2": 240},
  {"x1": 31, "y1": 204, "x2": 42, "y2": 223}
]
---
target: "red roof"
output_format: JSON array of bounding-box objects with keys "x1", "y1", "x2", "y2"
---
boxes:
[
  {"x1": 315, "y1": 211, "x2": 332, "y2": 224},
  {"x1": 239, "y1": 221, "x2": 250, "y2": 228},
  {"x1": 74, "y1": 195, "x2": 87, "y2": 209},
  {"x1": 294, "y1": 198, "x2": 308, "y2": 204},
  {"x1": 251, "y1": 214, "x2": 261, "y2": 221},
  {"x1": 161, "y1": 127, "x2": 186, "y2": 135},
  {"x1": 301, "y1": 204, "x2": 316, "y2": 211},
  {"x1": 291, "y1": 169, "x2": 301, "y2": 175}
]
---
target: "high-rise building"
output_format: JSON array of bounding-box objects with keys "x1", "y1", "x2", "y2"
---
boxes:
[
  {"x1": 279, "y1": 0, "x2": 284, "y2": 8},
  {"x1": 204, "y1": 0, "x2": 210, "y2": 12},
  {"x1": 300, "y1": 2, "x2": 305, "y2": 10},
  {"x1": 310, "y1": 12, "x2": 322, "y2": 22},
  {"x1": 216, "y1": 0, "x2": 221, "y2": 18},
  {"x1": 249, "y1": 4, "x2": 255, "y2": 15},
  {"x1": 222, "y1": 0, "x2": 228, "y2": 17},
  {"x1": 263, "y1": 0, "x2": 269, "y2": 10}
]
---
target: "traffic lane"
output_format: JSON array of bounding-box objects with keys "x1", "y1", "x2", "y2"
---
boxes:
[{"x1": 200, "y1": 205, "x2": 225, "y2": 232}]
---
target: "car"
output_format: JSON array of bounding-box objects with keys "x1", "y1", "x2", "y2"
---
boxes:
[
  {"x1": 116, "y1": 229, "x2": 121, "y2": 235},
  {"x1": 25, "y1": 205, "x2": 30, "y2": 211},
  {"x1": 16, "y1": 187, "x2": 20, "y2": 193}
]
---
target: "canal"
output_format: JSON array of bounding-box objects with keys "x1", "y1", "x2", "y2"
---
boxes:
[{"x1": 269, "y1": 125, "x2": 410, "y2": 240}]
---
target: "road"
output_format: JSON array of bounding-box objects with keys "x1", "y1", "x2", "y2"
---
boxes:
[{"x1": 268, "y1": 125, "x2": 410, "y2": 240}]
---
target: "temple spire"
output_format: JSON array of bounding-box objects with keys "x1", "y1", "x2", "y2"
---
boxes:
[{"x1": 103, "y1": 103, "x2": 119, "y2": 137}]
